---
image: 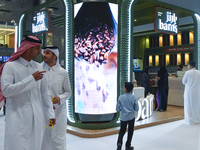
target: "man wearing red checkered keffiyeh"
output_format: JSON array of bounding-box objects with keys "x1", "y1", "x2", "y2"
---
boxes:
[
  {"x1": 0, "y1": 35, "x2": 42, "y2": 102},
  {"x1": 0, "y1": 35, "x2": 56, "y2": 150}
]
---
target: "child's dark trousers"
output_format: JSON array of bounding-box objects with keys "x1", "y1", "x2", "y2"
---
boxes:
[{"x1": 117, "y1": 117, "x2": 135, "y2": 148}]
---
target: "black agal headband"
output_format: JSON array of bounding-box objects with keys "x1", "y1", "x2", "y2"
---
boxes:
[
  {"x1": 20, "y1": 35, "x2": 42, "y2": 44},
  {"x1": 43, "y1": 46, "x2": 58, "y2": 49}
]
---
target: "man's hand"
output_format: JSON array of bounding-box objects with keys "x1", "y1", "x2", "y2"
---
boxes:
[
  {"x1": 52, "y1": 96, "x2": 60, "y2": 105},
  {"x1": 49, "y1": 118, "x2": 56, "y2": 126},
  {"x1": 156, "y1": 76, "x2": 160, "y2": 80},
  {"x1": 32, "y1": 71, "x2": 46, "y2": 81}
]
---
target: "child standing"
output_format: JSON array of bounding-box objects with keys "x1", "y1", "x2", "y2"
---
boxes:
[{"x1": 116, "y1": 82, "x2": 139, "y2": 150}]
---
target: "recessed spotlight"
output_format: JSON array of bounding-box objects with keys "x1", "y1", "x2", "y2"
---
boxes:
[{"x1": 134, "y1": 19, "x2": 137, "y2": 21}]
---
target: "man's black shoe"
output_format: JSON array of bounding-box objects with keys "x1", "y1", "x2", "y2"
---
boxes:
[
  {"x1": 126, "y1": 146, "x2": 134, "y2": 150},
  {"x1": 117, "y1": 145, "x2": 122, "y2": 150}
]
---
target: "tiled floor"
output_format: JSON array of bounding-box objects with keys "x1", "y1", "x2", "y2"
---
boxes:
[
  {"x1": 2, "y1": 105, "x2": 199, "y2": 150},
  {"x1": 67, "y1": 105, "x2": 184, "y2": 138},
  {"x1": 66, "y1": 120, "x2": 200, "y2": 150},
  {"x1": 1, "y1": 116, "x2": 200, "y2": 150}
]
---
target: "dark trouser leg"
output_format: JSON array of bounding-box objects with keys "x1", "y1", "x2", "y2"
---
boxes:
[
  {"x1": 3, "y1": 105, "x2": 6, "y2": 115},
  {"x1": 3, "y1": 100, "x2": 6, "y2": 115},
  {"x1": 125, "y1": 118, "x2": 135, "y2": 148},
  {"x1": 117, "y1": 120, "x2": 128, "y2": 146}
]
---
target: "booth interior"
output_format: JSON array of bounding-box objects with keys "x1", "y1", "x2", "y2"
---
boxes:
[
  {"x1": 132, "y1": 1, "x2": 195, "y2": 110},
  {"x1": 16, "y1": 0, "x2": 196, "y2": 137},
  {"x1": 0, "y1": 23, "x2": 15, "y2": 62}
]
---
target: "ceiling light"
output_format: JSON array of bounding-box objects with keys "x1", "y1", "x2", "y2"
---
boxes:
[
  {"x1": 0, "y1": 28, "x2": 15, "y2": 32},
  {"x1": 11, "y1": 20, "x2": 15, "y2": 24}
]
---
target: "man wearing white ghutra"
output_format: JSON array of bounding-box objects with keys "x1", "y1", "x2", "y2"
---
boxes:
[{"x1": 41, "y1": 46, "x2": 71, "y2": 150}]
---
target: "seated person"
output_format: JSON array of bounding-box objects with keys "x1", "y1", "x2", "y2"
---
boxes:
[
  {"x1": 177, "y1": 64, "x2": 183, "y2": 71},
  {"x1": 169, "y1": 64, "x2": 183, "y2": 77}
]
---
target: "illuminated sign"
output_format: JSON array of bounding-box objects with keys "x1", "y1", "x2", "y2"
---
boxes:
[
  {"x1": 164, "y1": 45, "x2": 194, "y2": 53},
  {"x1": 154, "y1": 7, "x2": 178, "y2": 34},
  {"x1": 32, "y1": 9, "x2": 51, "y2": 34},
  {"x1": 74, "y1": 2, "x2": 118, "y2": 114}
]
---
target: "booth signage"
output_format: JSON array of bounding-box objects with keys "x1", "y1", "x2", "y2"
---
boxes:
[
  {"x1": 135, "y1": 94, "x2": 154, "y2": 121},
  {"x1": 32, "y1": 9, "x2": 51, "y2": 34},
  {"x1": 165, "y1": 45, "x2": 194, "y2": 53},
  {"x1": 154, "y1": 7, "x2": 179, "y2": 34}
]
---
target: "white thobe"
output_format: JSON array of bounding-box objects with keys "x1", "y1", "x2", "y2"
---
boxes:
[
  {"x1": 0, "y1": 98, "x2": 4, "y2": 108},
  {"x1": 133, "y1": 71, "x2": 136, "y2": 82},
  {"x1": 1, "y1": 57, "x2": 55, "y2": 150},
  {"x1": 133, "y1": 71, "x2": 137, "y2": 87},
  {"x1": 182, "y1": 69, "x2": 200, "y2": 125},
  {"x1": 41, "y1": 65, "x2": 71, "y2": 150}
]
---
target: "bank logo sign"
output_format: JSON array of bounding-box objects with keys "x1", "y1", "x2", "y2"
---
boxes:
[
  {"x1": 32, "y1": 9, "x2": 51, "y2": 34},
  {"x1": 154, "y1": 7, "x2": 179, "y2": 34}
]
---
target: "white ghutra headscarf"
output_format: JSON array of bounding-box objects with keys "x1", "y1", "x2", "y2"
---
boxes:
[{"x1": 41, "y1": 45, "x2": 61, "y2": 68}]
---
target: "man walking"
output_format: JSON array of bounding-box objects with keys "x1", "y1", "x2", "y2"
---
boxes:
[
  {"x1": 41, "y1": 45, "x2": 71, "y2": 150},
  {"x1": 0, "y1": 35, "x2": 56, "y2": 150},
  {"x1": 0, "y1": 61, "x2": 5, "y2": 113}
]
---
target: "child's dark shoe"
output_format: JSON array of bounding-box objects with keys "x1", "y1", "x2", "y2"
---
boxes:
[{"x1": 126, "y1": 146, "x2": 134, "y2": 150}]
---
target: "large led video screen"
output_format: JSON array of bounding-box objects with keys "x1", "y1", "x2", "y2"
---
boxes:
[
  {"x1": 0, "y1": 56, "x2": 10, "y2": 62},
  {"x1": 74, "y1": 2, "x2": 118, "y2": 114}
]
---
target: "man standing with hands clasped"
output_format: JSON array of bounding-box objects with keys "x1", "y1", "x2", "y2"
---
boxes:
[
  {"x1": 41, "y1": 46, "x2": 71, "y2": 150},
  {"x1": 0, "y1": 35, "x2": 56, "y2": 150}
]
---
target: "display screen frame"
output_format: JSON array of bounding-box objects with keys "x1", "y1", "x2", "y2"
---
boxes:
[{"x1": 74, "y1": 2, "x2": 118, "y2": 115}]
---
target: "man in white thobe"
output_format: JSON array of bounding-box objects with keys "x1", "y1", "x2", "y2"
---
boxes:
[
  {"x1": 0, "y1": 35, "x2": 56, "y2": 150},
  {"x1": 41, "y1": 46, "x2": 71, "y2": 150},
  {"x1": 0, "y1": 61, "x2": 5, "y2": 110},
  {"x1": 182, "y1": 60, "x2": 200, "y2": 125},
  {"x1": 132, "y1": 65, "x2": 137, "y2": 87}
]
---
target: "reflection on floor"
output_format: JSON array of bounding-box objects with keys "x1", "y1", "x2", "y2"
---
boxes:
[
  {"x1": 67, "y1": 105, "x2": 184, "y2": 138},
  {"x1": 1, "y1": 105, "x2": 199, "y2": 150},
  {"x1": 66, "y1": 120, "x2": 200, "y2": 150}
]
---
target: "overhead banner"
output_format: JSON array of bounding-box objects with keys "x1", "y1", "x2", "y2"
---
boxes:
[
  {"x1": 154, "y1": 7, "x2": 179, "y2": 34},
  {"x1": 32, "y1": 9, "x2": 51, "y2": 34}
]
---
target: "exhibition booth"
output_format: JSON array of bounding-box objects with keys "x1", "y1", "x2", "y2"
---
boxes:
[{"x1": 16, "y1": 0, "x2": 200, "y2": 134}]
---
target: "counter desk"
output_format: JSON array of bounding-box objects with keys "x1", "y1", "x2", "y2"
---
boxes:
[{"x1": 168, "y1": 77, "x2": 185, "y2": 106}]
